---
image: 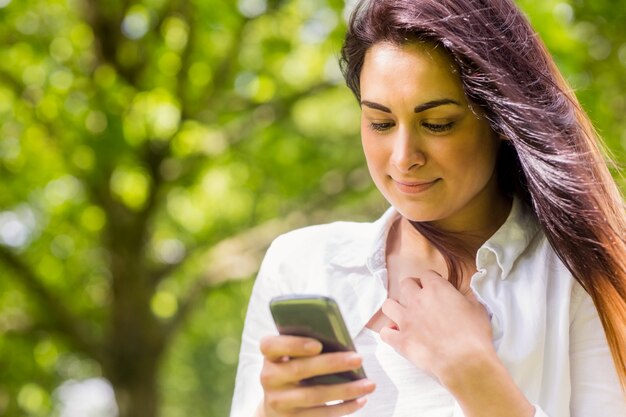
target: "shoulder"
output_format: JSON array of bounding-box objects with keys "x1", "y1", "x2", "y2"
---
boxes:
[
  {"x1": 256, "y1": 216, "x2": 385, "y2": 293},
  {"x1": 263, "y1": 206, "x2": 396, "y2": 270},
  {"x1": 274, "y1": 217, "x2": 379, "y2": 244},
  {"x1": 516, "y1": 225, "x2": 574, "y2": 285},
  {"x1": 513, "y1": 225, "x2": 586, "y2": 319},
  {"x1": 268, "y1": 218, "x2": 379, "y2": 261}
]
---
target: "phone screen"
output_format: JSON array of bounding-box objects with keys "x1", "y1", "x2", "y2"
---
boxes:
[{"x1": 269, "y1": 295, "x2": 366, "y2": 385}]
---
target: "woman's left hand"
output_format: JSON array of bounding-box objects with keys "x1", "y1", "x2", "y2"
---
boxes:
[{"x1": 379, "y1": 269, "x2": 494, "y2": 383}]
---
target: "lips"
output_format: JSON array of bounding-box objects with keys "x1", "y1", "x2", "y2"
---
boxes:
[{"x1": 392, "y1": 178, "x2": 439, "y2": 194}]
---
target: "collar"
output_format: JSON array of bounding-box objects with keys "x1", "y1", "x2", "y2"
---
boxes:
[
  {"x1": 328, "y1": 197, "x2": 539, "y2": 280},
  {"x1": 326, "y1": 206, "x2": 399, "y2": 271},
  {"x1": 477, "y1": 197, "x2": 540, "y2": 279}
]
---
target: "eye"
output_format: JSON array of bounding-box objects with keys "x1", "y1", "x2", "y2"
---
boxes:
[
  {"x1": 422, "y1": 121, "x2": 454, "y2": 133},
  {"x1": 369, "y1": 122, "x2": 395, "y2": 132}
]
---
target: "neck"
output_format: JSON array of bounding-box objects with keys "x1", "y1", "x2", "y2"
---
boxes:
[
  {"x1": 434, "y1": 193, "x2": 511, "y2": 236},
  {"x1": 397, "y1": 195, "x2": 513, "y2": 262}
]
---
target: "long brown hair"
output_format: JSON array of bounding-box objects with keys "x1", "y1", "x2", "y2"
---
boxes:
[{"x1": 340, "y1": 0, "x2": 626, "y2": 391}]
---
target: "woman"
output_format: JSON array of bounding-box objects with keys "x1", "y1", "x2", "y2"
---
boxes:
[{"x1": 230, "y1": 0, "x2": 626, "y2": 416}]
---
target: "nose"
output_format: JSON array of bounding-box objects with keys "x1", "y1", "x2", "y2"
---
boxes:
[{"x1": 391, "y1": 126, "x2": 426, "y2": 173}]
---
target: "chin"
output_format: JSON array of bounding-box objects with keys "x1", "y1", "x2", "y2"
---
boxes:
[
  {"x1": 390, "y1": 203, "x2": 444, "y2": 224},
  {"x1": 378, "y1": 185, "x2": 447, "y2": 223}
]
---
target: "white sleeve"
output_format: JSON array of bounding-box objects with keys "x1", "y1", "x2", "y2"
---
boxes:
[
  {"x1": 569, "y1": 285, "x2": 626, "y2": 416},
  {"x1": 229, "y1": 240, "x2": 282, "y2": 417}
]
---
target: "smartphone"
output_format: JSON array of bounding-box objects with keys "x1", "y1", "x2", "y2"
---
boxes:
[{"x1": 269, "y1": 294, "x2": 367, "y2": 386}]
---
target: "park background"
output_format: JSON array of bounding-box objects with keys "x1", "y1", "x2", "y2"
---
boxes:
[{"x1": 0, "y1": 0, "x2": 625, "y2": 416}]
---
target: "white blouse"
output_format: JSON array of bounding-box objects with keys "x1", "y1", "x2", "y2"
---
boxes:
[
  {"x1": 229, "y1": 198, "x2": 626, "y2": 417},
  {"x1": 353, "y1": 328, "x2": 455, "y2": 416}
]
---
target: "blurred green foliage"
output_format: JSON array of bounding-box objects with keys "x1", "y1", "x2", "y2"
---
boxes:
[{"x1": 0, "y1": 0, "x2": 624, "y2": 416}]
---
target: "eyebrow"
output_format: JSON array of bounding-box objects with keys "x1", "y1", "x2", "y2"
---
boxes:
[{"x1": 360, "y1": 98, "x2": 461, "y2": 114}]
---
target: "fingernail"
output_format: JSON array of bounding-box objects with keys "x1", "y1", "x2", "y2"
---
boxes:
[
  {"x1": 305, "y1": 340, "x2": 322, "y2": 352},
  {"x1": 358, "y1": 379, "x2": 375, "y2": 390},
  {"x1": 347, "y1": 353, "x2": 361, "y2": 365},
  {"x1": 356, "y1": 397, "x2": 368, "y2": 407}
]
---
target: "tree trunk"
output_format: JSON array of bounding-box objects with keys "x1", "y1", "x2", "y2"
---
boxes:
[
  {"x1": 107, "y1": 358, "x2": 161, "y2": 417},
  {"x1": 103, "y1": 278, "x2": 164, "y2": 417},
  {"x1": 103, "y1": 207, "x2": 166, "y2": 417}
]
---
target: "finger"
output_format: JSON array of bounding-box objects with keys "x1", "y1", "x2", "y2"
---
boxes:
[
  {"x1": 397, "y1": 278, "x2": 422, "y2": 307},
  {"x1": 298, "y1": 397, "x2": 369, "y2": 417},
  {"x1": 399, "y1": 276, "x2": 423, "y2": 293},
  {"x1": 285, "y1": 351, "x2": 365, "y2": 384},
  {"x1": 276, "y1": 378, "x2": 375, "y2": 409},
  {"x1": 381, "y1": 298, "x2": 403, "y2": 326},
  {"x1": 379, "y1": 326, "x2": 402, "y2": 348},
  {"x1": 260, "y1": 335, "x2": 323, "y2": 362},
  {"x1": 263, "y1": 351, "x2": 365, "y2": 388},
  {"x1": 417, "y1": 270, "x2": 448, "y2": 287},
  {"x1": 466, "y1": 292, "x2": 492, "y2": 318}
]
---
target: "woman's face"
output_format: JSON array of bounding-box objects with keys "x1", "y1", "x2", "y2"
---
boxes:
[{"x1": 359, "y1": 42, "x2": 503, "y2": 231}]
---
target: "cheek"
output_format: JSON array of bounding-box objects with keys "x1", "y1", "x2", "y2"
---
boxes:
[
  {"x1": 437, "y1": 136, "x2": 498, "y2": 188},
  {"x1": 361, "y1": 139, "x2": 390, "y2": 189},
  {"x1": 460, "y1": 138, "x2": 499, "y2": 183},
  {"x1": 361, "y1": 132, "x2": 380, "y2": 164},
  {"x1": 459, "y1": 124, "x2": 499, "y2": 164}
]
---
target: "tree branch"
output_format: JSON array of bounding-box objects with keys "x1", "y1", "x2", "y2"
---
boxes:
[
  {"x1": 162, "y1": 190, "x2": 383, "y2": 339},
  {"x1": 173, "y1": 0, "x2": 195, "y2": 120},
  {"x1": 197, "y1": 8, "x2": 252, "y2": 116},
  {"x1": 162, "y1": 212, "x2": 309, "y2": 338},
  {"x1": 0, "y1": 68, "x2": 22, "y2": 94},
  {"x1": 212, "y1": 80, "x2": 338, "y2": 149},
  {"x1": 0, "y1": 245, "x2": 102, "y2": 360},
  {"x1": 80, "y1": 0, "x2": 151, "y2": 88}
]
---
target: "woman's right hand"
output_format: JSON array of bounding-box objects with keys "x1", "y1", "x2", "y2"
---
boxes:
[{"x1": 258, "y1": 335, "x2": 376, "y2": 417}]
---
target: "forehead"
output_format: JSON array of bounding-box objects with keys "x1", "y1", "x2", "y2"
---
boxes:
[{"x1": 360, "y1": 41, "x2": 465, "y2": 102}]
